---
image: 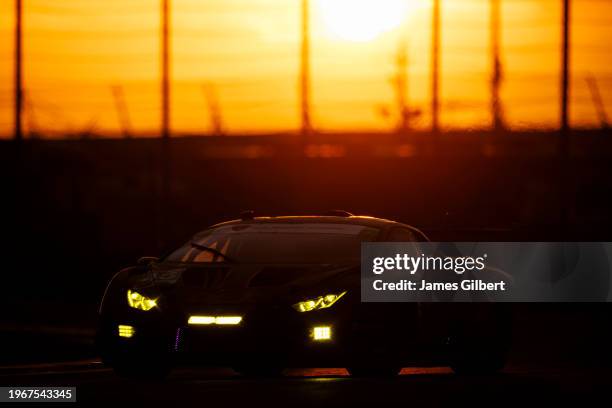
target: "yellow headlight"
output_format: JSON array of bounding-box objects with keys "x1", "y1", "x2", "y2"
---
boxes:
[
  {"x1": 127, "y1": 290, "x2": 157, "y2": 311},
  {"x1": 293, "y1": 291, "x2": 347, "y2": 312}
]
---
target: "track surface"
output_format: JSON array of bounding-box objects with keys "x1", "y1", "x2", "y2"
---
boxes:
[{"x1": 1, "y1": 361, "x2": 609, "y2": 406}]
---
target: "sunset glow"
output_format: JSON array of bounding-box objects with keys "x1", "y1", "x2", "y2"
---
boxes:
[
  {"x1": 316, "y1": 0, "x2": 413, "y2": 42},
  {"x1": 0, "y1": 0, "x2": 611, "y2": 137}
]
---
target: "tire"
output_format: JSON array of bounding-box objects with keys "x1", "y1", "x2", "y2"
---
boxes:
[
  {"x1": 448, "y1": 304, "x2": 510, "y2": 375},
  {"x1": 448, "y1": 326, "x2": 509, "y2": 375},
  {"x1": 347, "y1": 365, "x2": 401, "y2": 378},
  {"x1": 111, "y1": 352, "x2": 172, "y2": 380},
  {"x1": 97, "y1": 328, "x2": 172, "y2": 380}
]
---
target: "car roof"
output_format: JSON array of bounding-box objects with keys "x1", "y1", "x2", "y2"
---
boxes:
[{"x1": 209, "y1": 215, "x2": 421, "y2": 233}]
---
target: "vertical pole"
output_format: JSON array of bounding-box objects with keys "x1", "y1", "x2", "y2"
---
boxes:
[
  {"x1": 14, "y1": 0, "x2": 23, "y2": 141},
  {"x1": 490, "y1": 0, "x2": 504, "y2": 132},
  {"x1": 161, "y1": 0, "x2": 170, "y2": 139},
  {"x1": 431, "y1": 0, "x2": 440, "y2": 134},
  {"x1": 561, "y1": 0, "x2": 570, "y2": 136},
  {"x1": 560, "y1": 0, "x2": 571, "y2": 232},
  {"x1": 301, "y1": 0, "x2": 311, "y2": 138},
  {"x1": 158, "y1": 0, "x2": 171, "y2": 250}
]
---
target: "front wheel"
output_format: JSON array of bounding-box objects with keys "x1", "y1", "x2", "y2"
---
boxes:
[
  {"x1": 448, "y1": 304, "x2": 510, "y2": 375},
  {"x1": 97, "y1": 327, "x2": 172, "y2": 380},
  {"x1": 110, "y1": 350, "x2": 172, "y2": 380}
]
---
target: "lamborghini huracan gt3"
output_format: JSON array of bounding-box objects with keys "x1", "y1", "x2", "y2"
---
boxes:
[{"x1": 97, "y1": 212, "x2": 509, "y2": 378}]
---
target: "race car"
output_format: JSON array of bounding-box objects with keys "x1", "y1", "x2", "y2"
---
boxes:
[{"x1": 97, "y1": 212, "x2": 510, "y2": 378}]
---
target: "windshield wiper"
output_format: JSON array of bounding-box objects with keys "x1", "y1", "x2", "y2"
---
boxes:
[{"x1": 190, "y1": 242, "x2": 235, "y2": 263}]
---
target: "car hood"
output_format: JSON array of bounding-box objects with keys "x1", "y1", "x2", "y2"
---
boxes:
[{"x1": 150, "y1": 262, "x2": 359, "y2": 306}]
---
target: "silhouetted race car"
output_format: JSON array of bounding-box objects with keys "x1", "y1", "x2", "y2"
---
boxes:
[{"x1": 97, "y1": 212, "x2": 510, "y2": 378}]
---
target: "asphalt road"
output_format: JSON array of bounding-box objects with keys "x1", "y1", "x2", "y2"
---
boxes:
[{"x1": 1, "y1": 361, "x2": 609, "y2": 407}]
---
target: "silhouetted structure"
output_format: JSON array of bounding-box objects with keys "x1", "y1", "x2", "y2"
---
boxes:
[
  {"x1": 14, "y1": 0, "x2": 23, "y2": 141},
  {"x1": 586, "y1": 75, "x2": 609, "y2": 129},
  {"x1": 561, "y1": 0, "x2": 570, "y2": 136},
  {"x1": 393, "y1": 40, "x2": 420, "y2": 135},
  {"x1": 431, "y1": 0, "x2": 441, "y2": 134},
  {"x1": 300, "y1": 0, "x2": 312, "y2": 137},
  {"x1": 111, "y1": 85, "x2": 132, "y2": 138},
  {"x1": 6, "y1": 0, "x2": 605, "y2": 140},
  {"x1": 203, "y1": 84, "x2": 224, "y2": 136},
  {"x1": 161, "y1": 0, "x2": 171, "y2": 139},
  {"x1": 395, "y1": 40, "x2": 410, "y2": 133},
  {"x1": 490, "y1": 0, "x2": 505, "y2": 131}
]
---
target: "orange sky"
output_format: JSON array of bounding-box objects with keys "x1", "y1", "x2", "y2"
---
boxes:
[{"x1": 0, "y1": 0, "x2": 611, "y2": 138}]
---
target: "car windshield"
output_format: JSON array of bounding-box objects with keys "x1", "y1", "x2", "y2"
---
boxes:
[{"x1": 165, "y1": 223, "x2": 381, "y2": 264}]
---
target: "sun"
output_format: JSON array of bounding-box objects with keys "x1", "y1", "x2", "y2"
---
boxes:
[{"x1": 316, "y1": 0, "x2": 412, "y2": 42}]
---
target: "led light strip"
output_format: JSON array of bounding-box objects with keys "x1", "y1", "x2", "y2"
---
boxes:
[
  {"x1": 312, "y1": 326, "x2": 332, "y2": 341},
  {"x1": 188, "y1": 316, "x2": 242, "y2": 325},
  {"x1": 118, "y1": 324, "x2": 135, "y2": 338}
]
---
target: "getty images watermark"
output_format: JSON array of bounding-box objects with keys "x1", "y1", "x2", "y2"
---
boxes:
[
  {"x1": 371, "y1": 252, "x2": 506, "y2": 292},
  {"x1": 361, "y1": 242, "x2": 612, "y2": 302}
]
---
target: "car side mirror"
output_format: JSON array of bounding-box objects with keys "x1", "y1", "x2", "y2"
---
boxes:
[{"x1": 138, "y1": 256, "x2": 159, "y2": 265}]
